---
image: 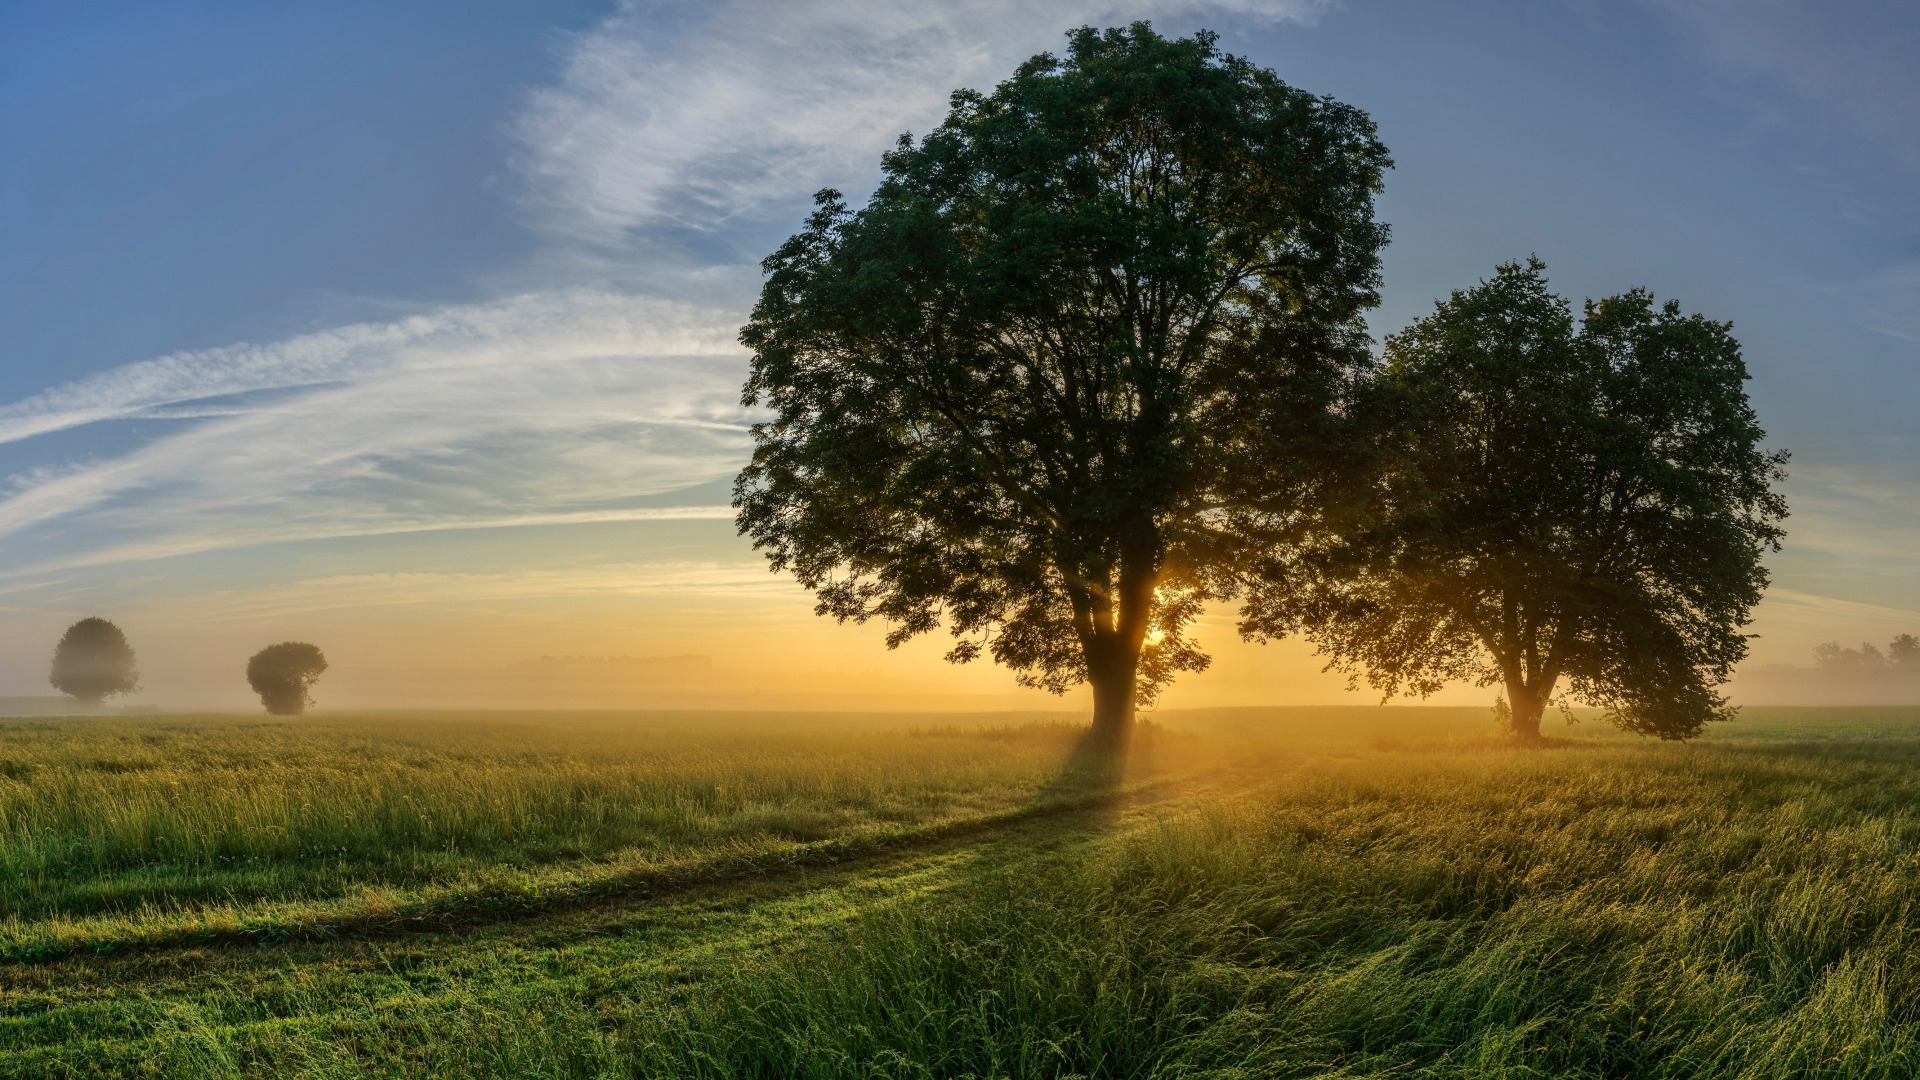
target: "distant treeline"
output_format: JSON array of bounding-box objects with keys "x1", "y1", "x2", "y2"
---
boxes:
[
  {"x1": 1812, "y1": 635, "x2": 1920, "y2": 673},
  {"x1": 1735, "y1": 634, "x2": 1920, "y2": 704}
]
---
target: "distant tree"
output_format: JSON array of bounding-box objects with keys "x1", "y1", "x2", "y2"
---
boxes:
[
  {"x1": 734, "y1": 24, "x2": 1391, "y2": 755},
  {"x1": 246, "y1": 642, "x2": 328, "y2": 716},
  {"x1": 1890, "y1": 634, "x2": 1920, "y2": 669},
  {"x1": 48, "y1": 617, "x2": 140, "y2": 705},
  {"x1": 1814, "y1": 641, "x2": 1888, "y2": 671},
  {"x1": 1248, "y1": 261, "x2": 1788, "y2": 741}
]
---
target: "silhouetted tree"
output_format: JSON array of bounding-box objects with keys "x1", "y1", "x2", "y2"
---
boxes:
[
  {"x1": 1814, "y1": 641, "x2": 1887, "y2": 670},
  {"x1": 1890, "y1": 634, "x2": 1920, "y2": 669},
  {"x1": 49, "y1": 617, "x2": 140, "y2": 706},
  {"x1": 735, "y1": 24, "x2": 1391, "y2": 754},
  {"x1": 1248, "y1": 261, "x2": 1787, "y2": 741},
  {"x1": 246, "y1": 642, "x2": 328, "y2": 716}
]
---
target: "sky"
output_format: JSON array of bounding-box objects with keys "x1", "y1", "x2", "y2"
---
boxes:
[{"x1": 0, "y1": 0, "x2": 1916, "y2": 710}]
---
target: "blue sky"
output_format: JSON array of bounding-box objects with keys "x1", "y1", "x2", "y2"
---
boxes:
[{"x1": 0, "y1": 0, "x2": 1915, "y2": 705}]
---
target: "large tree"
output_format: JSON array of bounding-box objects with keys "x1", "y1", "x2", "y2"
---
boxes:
[
  {"x1": 1247, "y1": 261, "x2": 1787, "y2": 740},
  {"x1": 735, "y1": 24, "x2": 1390, "y2": 753}
]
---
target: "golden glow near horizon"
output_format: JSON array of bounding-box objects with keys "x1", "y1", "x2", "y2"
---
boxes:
[{"x1": 0, "y1": 511, "x2": 1877, "y2": 712}]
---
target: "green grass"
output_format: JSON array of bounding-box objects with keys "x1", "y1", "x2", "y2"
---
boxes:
[
  {"x1": 0, "y1": 712, "x2": 1118, "y2": 918},
  {"x1": 8, "y1": 706, "x2": 1920, "y2": 1077},
  {"x1": 0, "y1": 711, "x2": 1180, "y2": 964}
]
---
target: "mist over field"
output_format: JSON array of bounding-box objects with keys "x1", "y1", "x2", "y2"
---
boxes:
[
  {"x1": 1731, "y1": 636, "x2": 1920, "y2": 704},
  {"x1": 124, "y1": 653, "x2": 1093, "y2": 712},
  {"x1": 10, "y1": 632, "x2": 1920, "y2": 714}
]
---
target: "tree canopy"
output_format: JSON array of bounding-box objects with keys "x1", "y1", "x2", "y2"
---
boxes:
[
  {"x1": 1247, "y1": 260, "x2": 1787, "y2": 740},
  {"x1": 247, "y1": 642, "x2": 329, "y2": 716},
  {"x1": 49, "y1": 617, "x2": 140, "y2": 705},
  {"x1": 734, "y1": 23, "x2": 1390, "y2": 750}
]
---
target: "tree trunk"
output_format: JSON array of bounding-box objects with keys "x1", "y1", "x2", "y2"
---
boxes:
[
  {"x1": 1087, "y1": 653, "x2": 1136, "y2": 758},
  {"x1": 1069, "y1": 517, "x2": 1158, "y2": 766},
  {"x1": 1505, "y1": 680, "x2": 1546, "y2": 742}
]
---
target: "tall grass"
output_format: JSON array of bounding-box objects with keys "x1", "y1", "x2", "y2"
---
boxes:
[
  {"x1": 611, "y1": 735, "x2": 1920, "y2": 1077},
  {"x1": 16, "y1": 709, "x2": 1920, "y2": 1077},
  {"x1": 0, "y1": 712, "x2": 1102, "y2": 920}
]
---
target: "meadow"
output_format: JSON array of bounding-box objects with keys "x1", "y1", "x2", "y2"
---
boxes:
[{"x1": 6, "y1": 706, "x2": 1920, "y2": 1077}]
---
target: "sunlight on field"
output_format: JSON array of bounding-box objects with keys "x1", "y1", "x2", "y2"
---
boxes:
[
  {"x1": 0, "y1": 712, "x2": 1205, "y2": 943},
  {"x1": 9, "y1": 706, "x2": 1920, "y2": 1076}
]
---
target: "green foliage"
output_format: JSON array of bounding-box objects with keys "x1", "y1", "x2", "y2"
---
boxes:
[
  {"x1": 244, "y1": 641, "x2": 329, "y2": 715},
  {"x1": 1250, "y1": 260, "x2": 1788, "y2": 740},
  {"x1": 736, "y1": 24, "x2": 1391, "y2": 731},
  {"x1": 1492, "y1": 694, "x2": 1513, "y2": 733},
  {"x1": 47, "y1": 616, "x2": 140, "y2": 704}
]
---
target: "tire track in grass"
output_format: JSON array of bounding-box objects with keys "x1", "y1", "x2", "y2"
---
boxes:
[
  {"x1": 0, "y1": 763, "x2": 1252, "y2": 965},
  {"x1": 0, "y1": 764, "x2": 1264, "y2": 1073}
]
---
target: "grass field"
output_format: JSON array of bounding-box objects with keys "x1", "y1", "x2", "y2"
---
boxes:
[{"x1": 7, "y1": 705, "x2": 1920, "y2": 1077}]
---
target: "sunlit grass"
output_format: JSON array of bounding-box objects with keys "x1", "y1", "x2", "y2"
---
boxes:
[
  {"x1": 602, "y1": 723, "x2": 1920, "y2": 1077},
  {"x1": 0, "y1": 711, "x2": 1139, "y2": 925},
  {"x1": 11, "y1": 706, "x2": 1920, "y2": 1077}
]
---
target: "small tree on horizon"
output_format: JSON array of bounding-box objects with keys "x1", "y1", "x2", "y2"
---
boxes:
[
  {"x1": 49, "y1": 617, "x2": 141, "y2": 706},
  {"x1": 246, "y1": 642, "x2": 328, "y2": 716},
  {"x1": 734, "y1": 24, "x2": 1391, "y2": 756},
  {"x1": 1248, "y1": 261, "x2": 1788, "y2": 741},
  {"x1": 1892, "y1": 634, "x2": 1920, "y2": 669}
]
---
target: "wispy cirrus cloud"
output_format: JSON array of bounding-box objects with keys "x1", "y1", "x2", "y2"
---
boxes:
[
  {"x1": 0, "y1": 292, "x2": 740, "y2": 449},
  {"x1": 0, "y1": 292, "x2": 751, "y2": 573},
  {"x1": 0, "y1": 0, "x2": 1342, "y2": 610},
  {"x1": 515, "y1": 0, "x2": 1333, "y2": 244},
  {"x1": 137, "y1": 562, "x2": 789, "y2": 626}
]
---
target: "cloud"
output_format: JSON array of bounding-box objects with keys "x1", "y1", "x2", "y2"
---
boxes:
[
  {"x1": 1730, "y1": 461, "x2": 1920, "y2": 664},
  {"x1": 1777, "y1": 463, "x2": 1920, "y2": 565},
  {"x1": 1760, "y1": 588, "x2": 1920, "y2": 627},
  {"x1": 0, "y1": 0, "x2": 1336, "y2": 587},
  {"x1": 0, "y1": 292, "x2": 740, "y2": 448},
  {"x1": 1743, "y1": 586, "x2": 1920, "y2": 669},
  {"x1": 0, "y1": 292, "x2": 752, "y2": 573},
  {"x1": 516, "y1": 0, "x2": 1331, "y2": 244},
  {"x1": 136, "y1": 563, "x2": 788, "y2": 625}
]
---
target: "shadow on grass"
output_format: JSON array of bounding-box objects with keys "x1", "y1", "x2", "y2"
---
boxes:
[
  {"x1": 1038, "y1": 717, "x2": 1181, "y2": 796},
  {"x1": 1023, "y1": 719, "x2": 1199, "y2": 853}
]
